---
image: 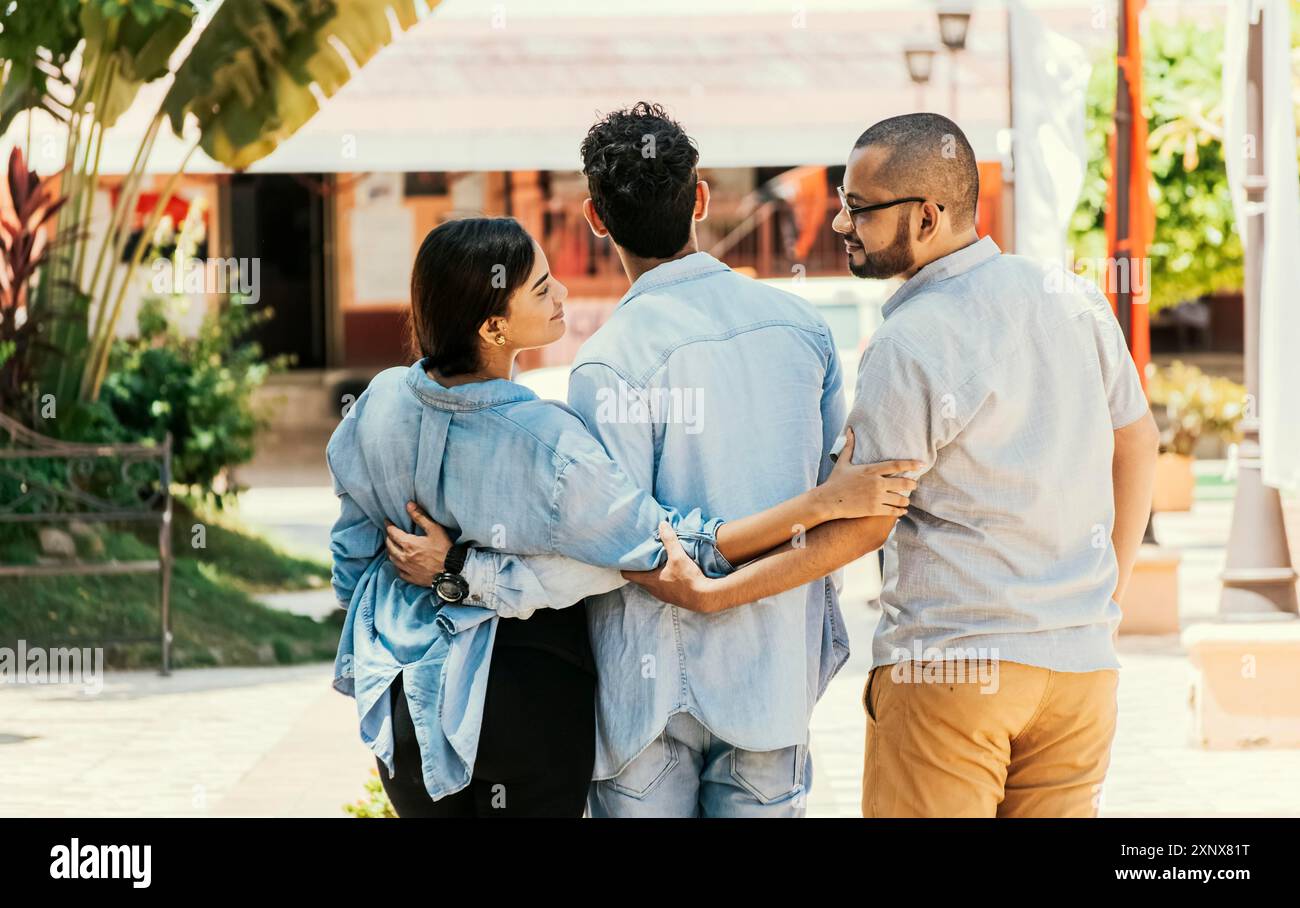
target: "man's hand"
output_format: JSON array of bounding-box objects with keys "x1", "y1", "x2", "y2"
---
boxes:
[
  {"x1": 621, "y1": 521, "x2": 719, "y2": 612},
  {"x1": 385, "y1": 501, "x2": 453, "y2": 587}
]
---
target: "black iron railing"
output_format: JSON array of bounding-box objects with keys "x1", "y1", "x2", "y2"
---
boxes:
[{"x1": 0, "y1": 412, "x2": 174, "y2": 673}]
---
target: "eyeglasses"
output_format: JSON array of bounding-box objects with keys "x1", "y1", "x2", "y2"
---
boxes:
[{"x1": 837, "y1": 186, "x2": 944, "y2": 218}]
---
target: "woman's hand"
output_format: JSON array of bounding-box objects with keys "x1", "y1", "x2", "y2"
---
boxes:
[
  {"x1": 385, "y1": 501, "x2": 453, "y2": 587},
  {"x1": 622, "y1": 521, "x2": 724, "y2": 613},
  {"x1": 817, "y1": 428, "x2": 922, "y2": 520}
]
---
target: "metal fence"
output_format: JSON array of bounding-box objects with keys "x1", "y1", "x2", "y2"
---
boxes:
[{"x1": 0, "y1": 412, "x2": 174, "y2": 673}]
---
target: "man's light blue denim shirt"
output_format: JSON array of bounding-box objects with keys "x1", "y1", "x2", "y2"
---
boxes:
[
  {"x1": 842, "y1": 237, "x2": 1148, "y2": 673},
  {"x1": 327, "y1": 362, "x2": 731, "y2": 801},
  {"x1": 461, "y1": 252, "x2": 850, "y2": 780}
]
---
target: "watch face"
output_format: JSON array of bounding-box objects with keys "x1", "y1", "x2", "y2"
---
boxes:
[{"x1": 435, "y1": 576, "x2": 467, "y2": 602}]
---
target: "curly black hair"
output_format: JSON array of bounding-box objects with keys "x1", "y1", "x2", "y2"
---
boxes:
[{"x1": 579, "y1": 101, "x2": 700, "y2": 259}]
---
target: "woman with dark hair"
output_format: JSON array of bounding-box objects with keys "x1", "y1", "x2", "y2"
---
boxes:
[{"x1": 327, "y1": 217, "x2": 918, "y2": 817}]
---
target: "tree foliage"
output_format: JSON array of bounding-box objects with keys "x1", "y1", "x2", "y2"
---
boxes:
[{"x1": 1070, "y1": 20, "x2": 1256, "y2": 313}]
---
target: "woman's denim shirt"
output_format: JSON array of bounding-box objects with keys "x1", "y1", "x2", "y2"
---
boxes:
[{"x1": 328, "y1": 360, "x2": 730, "y2": 801}]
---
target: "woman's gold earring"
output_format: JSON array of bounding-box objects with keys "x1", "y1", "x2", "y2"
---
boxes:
[{"x1": 495, "y1": 336, "x2": 506, "y2": 346}]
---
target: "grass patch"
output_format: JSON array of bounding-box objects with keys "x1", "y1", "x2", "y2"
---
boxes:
[
  {"x1": 0, "y1": 499, "x2": 338, "y2": 670},
  {"x1": 173, "y1": 500, "x2": 331, "y2": 593}
]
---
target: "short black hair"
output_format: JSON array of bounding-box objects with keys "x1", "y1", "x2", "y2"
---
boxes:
[
  {"x1": 409, "y1": 217, "x2": 535, "y2": 375},
  {"x1": 579, "y1": 101, "x2": 700, "y2": 259},
  {"x1": 853, "y1": 113, "x2": 979, "y2": 228}
]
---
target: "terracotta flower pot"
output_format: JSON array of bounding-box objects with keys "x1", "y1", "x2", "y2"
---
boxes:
[
  {"x1": 1117, "y1": 545, "x2": 1181, "y2": 636},
  {"x1": 1152, "y1": 451, "x2": 1195, "y2": 512}
]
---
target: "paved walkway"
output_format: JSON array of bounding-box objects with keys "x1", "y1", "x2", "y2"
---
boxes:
[
  {"x1": 0, "y1": 664, "x2": 373, "y2": 817},
  {"x1": 3, "y1": 476, "x2": 1298, "y2": 818}
]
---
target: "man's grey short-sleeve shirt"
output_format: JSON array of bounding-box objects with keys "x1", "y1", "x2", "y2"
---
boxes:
[{"x1": 845, "y1": 237, "x2": 1148, "y2": 672}]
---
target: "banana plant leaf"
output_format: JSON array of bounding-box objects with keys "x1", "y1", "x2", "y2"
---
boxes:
[
  {"x1": 161, "y1": 0, "x2": 431, "y2": 171},
  {"x1": 77, "y1": 1, "x2": 198, "y2": 128},
  {"x1": 0, "y1": 0, "x2": 82, "y2": 134}
]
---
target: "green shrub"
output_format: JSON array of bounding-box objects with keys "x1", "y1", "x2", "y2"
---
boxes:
[
  {"x1": 1071, "y1": 20, "x2": 1253, "y2": 312},
  {"x1": 100, "y1": 297, "x2": 290, "y2": 505},
  {"x1": 345, "y1": 770, "x2": 396, "y2": 819},
  {"x1": 1147, "y1": 360, "x2": 1247, "y2": 456}
]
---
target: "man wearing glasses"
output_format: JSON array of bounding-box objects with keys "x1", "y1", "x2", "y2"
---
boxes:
[{"x1": 630, "y1": 113, "x2": 1158, "y2": 817}]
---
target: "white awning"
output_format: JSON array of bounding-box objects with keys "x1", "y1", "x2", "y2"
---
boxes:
[{"x1": 2, "y1": 0, "x2": 1205, "y2": 176}]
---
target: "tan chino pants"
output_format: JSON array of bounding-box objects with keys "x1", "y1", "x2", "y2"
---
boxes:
[{"x1": 862, "y1": 660, "x2": 1119, "y2": 818}]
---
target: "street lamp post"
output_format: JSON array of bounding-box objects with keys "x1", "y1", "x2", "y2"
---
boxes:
[
  {"x1": 904, "y1": 44, "x2": 938, "y2": 109},
  {"x1": 937, "y1": 3, "x2": 973, "y2": 119},
  {"x1": 1219, "y1": 8, "x2": 1299, "y2": 618}
]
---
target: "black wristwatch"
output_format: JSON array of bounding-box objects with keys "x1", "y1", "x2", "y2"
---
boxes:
[{"x1": 432, "y1": 543, "x2": 470, "y2": 603}]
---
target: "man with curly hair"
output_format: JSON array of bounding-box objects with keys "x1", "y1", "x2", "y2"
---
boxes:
[{"x1": 441, "y1": 102, "x2": 874, "y2": 816}]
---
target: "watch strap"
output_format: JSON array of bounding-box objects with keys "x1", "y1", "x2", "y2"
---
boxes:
[{"x1": 444, "y1": 542, "x2": 469, "y2": 575}]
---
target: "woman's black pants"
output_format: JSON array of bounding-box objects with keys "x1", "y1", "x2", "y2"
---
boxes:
[{"x1": 378, "y1": 647, "x2": 595, "y2": 817}]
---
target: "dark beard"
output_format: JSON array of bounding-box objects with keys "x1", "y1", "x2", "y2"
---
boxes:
[{"x1": 848, "y1": 214, "x2": 914, "y2": 280}]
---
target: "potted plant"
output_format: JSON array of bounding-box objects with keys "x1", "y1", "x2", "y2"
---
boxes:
[{"x1": 1146, "y1": 360, "x2": 1247, "y2": 511}]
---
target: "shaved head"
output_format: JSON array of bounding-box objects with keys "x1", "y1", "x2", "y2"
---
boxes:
[{"x1": 853, "y1": 113, "x2": 979, "y2": 228}]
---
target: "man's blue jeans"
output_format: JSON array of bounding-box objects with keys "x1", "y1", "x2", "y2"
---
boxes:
[{"x1": 588, "y1": 712, "x2": 811, "y2": 817}]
